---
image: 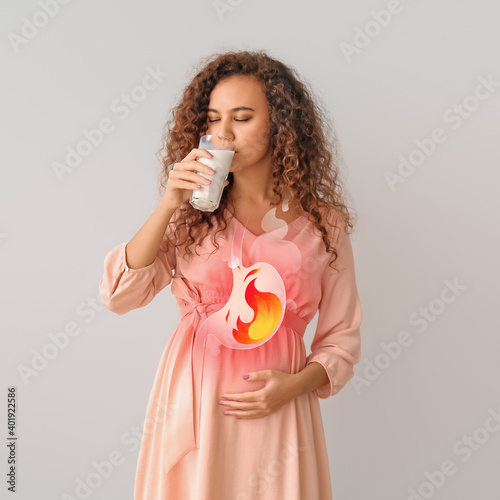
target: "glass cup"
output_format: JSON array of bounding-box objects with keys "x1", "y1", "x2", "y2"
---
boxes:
[{"x1": 189, "y1": 135, "x2": 235, "y2": 212}]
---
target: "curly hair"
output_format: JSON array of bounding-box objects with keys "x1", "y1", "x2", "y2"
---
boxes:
[{"x1": 156, "y1": 49, "x2": 357, "y2": 271}]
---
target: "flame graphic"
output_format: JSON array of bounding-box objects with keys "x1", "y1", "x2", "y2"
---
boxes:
[
  {"x1": 232, "y1": 277, "x2": 283, "y2": 345},
  {"x1": 196, "y1": 214, "x2": 286, "y2": 350}
]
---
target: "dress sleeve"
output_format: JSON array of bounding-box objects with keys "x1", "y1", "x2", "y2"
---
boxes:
[
  {"x1": 98, "y1": 224, "x2": 176, "y2": 316},
  {"x1": 305, "y1": 216, "x2": 362, "y2": 399}
]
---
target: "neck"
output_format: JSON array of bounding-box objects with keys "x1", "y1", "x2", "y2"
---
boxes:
[{"x1": 229, "y1": 152, "x2": 278, "y2": 206}]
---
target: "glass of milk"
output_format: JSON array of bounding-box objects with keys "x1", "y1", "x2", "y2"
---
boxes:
[{"x1": 190, "y1": 135, "x2": 235, "y2": 212}]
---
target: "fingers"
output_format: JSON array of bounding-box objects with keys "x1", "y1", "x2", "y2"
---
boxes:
[
  {"x1": 167, "y1": 177, "x2": 202, "y2": 191},
  {"x1": 174, "y1": 148, "x2": 215, "y2": 172},
  {"x1": 171, "y1": 168, "x2": 212, "y2": 186},
  {"x1": 185, "y1": 147, "x2": 214, "y2": 163},
  {"x1": 169, "y1": 154, "x2": 216, "y2": 191},
  {"x1": 166, "y1": 148, "x2": 230, "y2": 198}
]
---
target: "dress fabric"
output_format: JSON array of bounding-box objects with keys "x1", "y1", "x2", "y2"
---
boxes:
[{"x1": 98, "y1": 207, "x2": 362, "y2": 500}]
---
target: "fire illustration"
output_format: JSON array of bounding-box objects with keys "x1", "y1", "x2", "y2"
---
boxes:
[
  {"x1": 231, "y1": 267, "x2": 283, "y2": 345},
  {"x1": 196, "y1": 223, "x2": 286, "y2": 351}
]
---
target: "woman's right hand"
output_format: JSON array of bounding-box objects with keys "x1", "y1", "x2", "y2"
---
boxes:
[{"x1": 162, "y1": 148, "x2": 229, "y2": 209}]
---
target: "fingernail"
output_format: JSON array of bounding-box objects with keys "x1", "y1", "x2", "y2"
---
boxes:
[
  {"x1": 210, "y1": 169, "x2": 216, "y2": 174},
  {"x1": 209, "y1": 152, "x2": 213, "y2": 157},
  {"x1": 242, "y1": 374, "x2": 250, "y2": 380}
]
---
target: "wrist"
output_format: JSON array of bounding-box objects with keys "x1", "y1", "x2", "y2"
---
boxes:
[
  {"x1": 158, "y1": 197, "x2": 179, "y2": 215},
  {"x1": 292, "y1": 372, "x2": 307, "y2": 398},
  {"x1": 294, "y1": 362, "x2": 329, "y2": 397}
]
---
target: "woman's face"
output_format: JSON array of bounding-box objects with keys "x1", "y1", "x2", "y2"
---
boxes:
[{"x1": 205, "y1": 75, "x2": 272, "y2": 173}]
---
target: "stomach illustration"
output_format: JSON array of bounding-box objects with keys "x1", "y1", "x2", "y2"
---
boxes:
[{"x1": 197, "y1": 261, "x2": 286, "y2": 350}]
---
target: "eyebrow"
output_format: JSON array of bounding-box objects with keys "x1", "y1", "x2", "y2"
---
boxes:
[{"x1": 207, "y1": 107, "x2": 255, "y2": 112}]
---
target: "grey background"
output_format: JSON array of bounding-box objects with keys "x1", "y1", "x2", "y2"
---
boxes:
[{"x1": 1, "y1": 1, "x2": 499, "y2": 499}]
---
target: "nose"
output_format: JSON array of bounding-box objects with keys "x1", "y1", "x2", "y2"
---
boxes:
[
  {"x1": 217, "y1": 131, "x2": 234, "y2": 145},
  {"x1": 211, "y1": 118, "x2": 235, "y2": 144},
  {"x1": 218, "y1": 133, "x2": 233, "y2": 142}
]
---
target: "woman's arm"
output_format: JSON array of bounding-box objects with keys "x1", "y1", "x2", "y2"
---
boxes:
[
  {"x1": 302, "y1": 215, "x2": 362, "y2": 399},
  {"x1": 124, "y1": 146, "x2": 219, "y2": 270},
  {"x1": 98, "y1": 197, "x2": 179, "y2": 315},
  {"x1": 294, "y1": 362, "x2": 330, "y2": 397},
  {"x1": 125, "y1": 198, "x2": 177, "y2": 269}
]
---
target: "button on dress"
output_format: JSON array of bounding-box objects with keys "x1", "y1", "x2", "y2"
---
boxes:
[{"x1": 98, "y1": 206, "x2": 362, "y2": 500}]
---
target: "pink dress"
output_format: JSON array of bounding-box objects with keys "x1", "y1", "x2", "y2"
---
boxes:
[{"x1": 98, "y1": 206, "x2": 362, "y2": 500}]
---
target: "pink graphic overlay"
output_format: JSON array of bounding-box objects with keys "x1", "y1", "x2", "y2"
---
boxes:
[{"x1": 197, "y1": 212, "x2": 286, "y2": 350}]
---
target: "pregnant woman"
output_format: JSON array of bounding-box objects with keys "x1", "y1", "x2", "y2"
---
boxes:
[{"x1": 99, "y1": 49, "x2": 362, "y2": 500}]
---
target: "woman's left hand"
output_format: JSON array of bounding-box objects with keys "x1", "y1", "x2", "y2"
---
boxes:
[{"x1": 218, "y1": 370, "x2": 302, "y2": 419}]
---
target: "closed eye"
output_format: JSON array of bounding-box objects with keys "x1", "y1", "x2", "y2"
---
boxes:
[{"x1": 207, "y1": 119, "x2": 250, "y2": 122}]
